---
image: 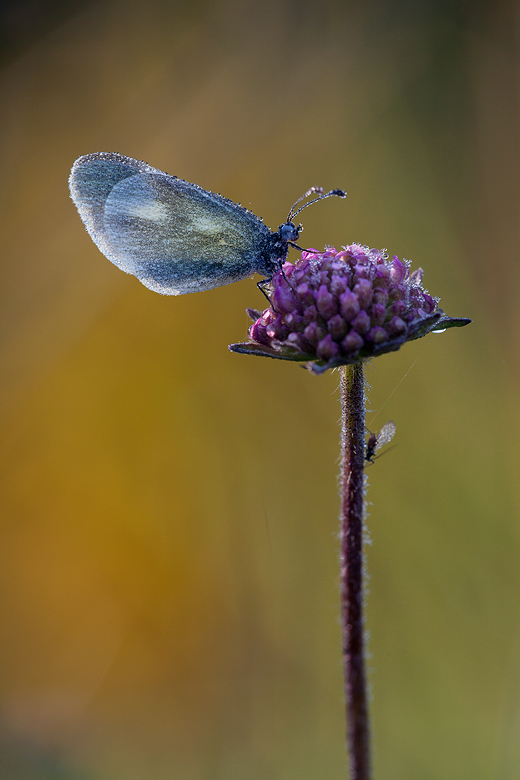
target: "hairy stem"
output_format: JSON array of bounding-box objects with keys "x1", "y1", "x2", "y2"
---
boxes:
[{"x1": 340, "y1": 363, "x2": 371, "y2": 780}]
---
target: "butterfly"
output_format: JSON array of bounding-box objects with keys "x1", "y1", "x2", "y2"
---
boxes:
[
  {"x1": 365, "y1": 421, "x2": 396, "y2": 464},
  {"x1": 69, "y1": 152, "x2": 345, "y2": 295}
]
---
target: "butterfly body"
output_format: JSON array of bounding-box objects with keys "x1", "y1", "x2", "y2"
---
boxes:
[{"x1": 69, "y1": 152, "x2": 301, "y2": 295}]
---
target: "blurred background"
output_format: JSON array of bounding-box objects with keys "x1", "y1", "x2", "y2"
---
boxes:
[{"x1": 0, "y1": 0, "x2": 517, "y2": 777}]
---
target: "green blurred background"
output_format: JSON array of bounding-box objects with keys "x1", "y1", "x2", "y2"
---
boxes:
[{"x1": 0, "y1": 0, "x2": 516, "y2": 777}]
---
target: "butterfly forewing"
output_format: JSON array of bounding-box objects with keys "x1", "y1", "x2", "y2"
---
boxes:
[{"x1": 69, "y1": 153, "x2": 272, "y2": 295}]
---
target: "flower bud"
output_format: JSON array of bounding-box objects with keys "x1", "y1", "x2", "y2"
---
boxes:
[
  {"x1": 351, "y1": 310, "x2": 371, "y2": 335},
  {"x1": 315, "y1": 285, "x2": 339, "y2": 319},
  {"x1": 317, "y1": 334, "x2": 340, "y2": 361}
]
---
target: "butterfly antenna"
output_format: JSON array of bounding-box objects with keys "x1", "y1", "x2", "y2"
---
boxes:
[{"x1": 287, "y1": 187, "x2": 346, "y2": 222}]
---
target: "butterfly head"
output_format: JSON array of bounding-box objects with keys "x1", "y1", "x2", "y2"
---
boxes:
[{"x1": 278, "y1": 220, "x2": 301, "y2": 243}]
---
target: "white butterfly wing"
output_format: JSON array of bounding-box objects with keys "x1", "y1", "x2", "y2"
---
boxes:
[{"x1": 69, "y1": 153, "x2": 271, "y2": 295}]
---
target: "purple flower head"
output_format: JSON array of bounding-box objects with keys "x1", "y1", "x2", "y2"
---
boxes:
[{"x1": 229, "y1": 245, "x2": 471, "y2": 374}]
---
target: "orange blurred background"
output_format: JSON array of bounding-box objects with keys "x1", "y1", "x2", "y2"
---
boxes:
[{"x1": 0, "y1": 1, "x2": 518, "y2": 778}]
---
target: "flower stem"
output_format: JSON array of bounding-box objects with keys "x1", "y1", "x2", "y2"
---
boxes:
[{"x1": 340, "y1": 363, "x2": 371, "y2": 780}]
